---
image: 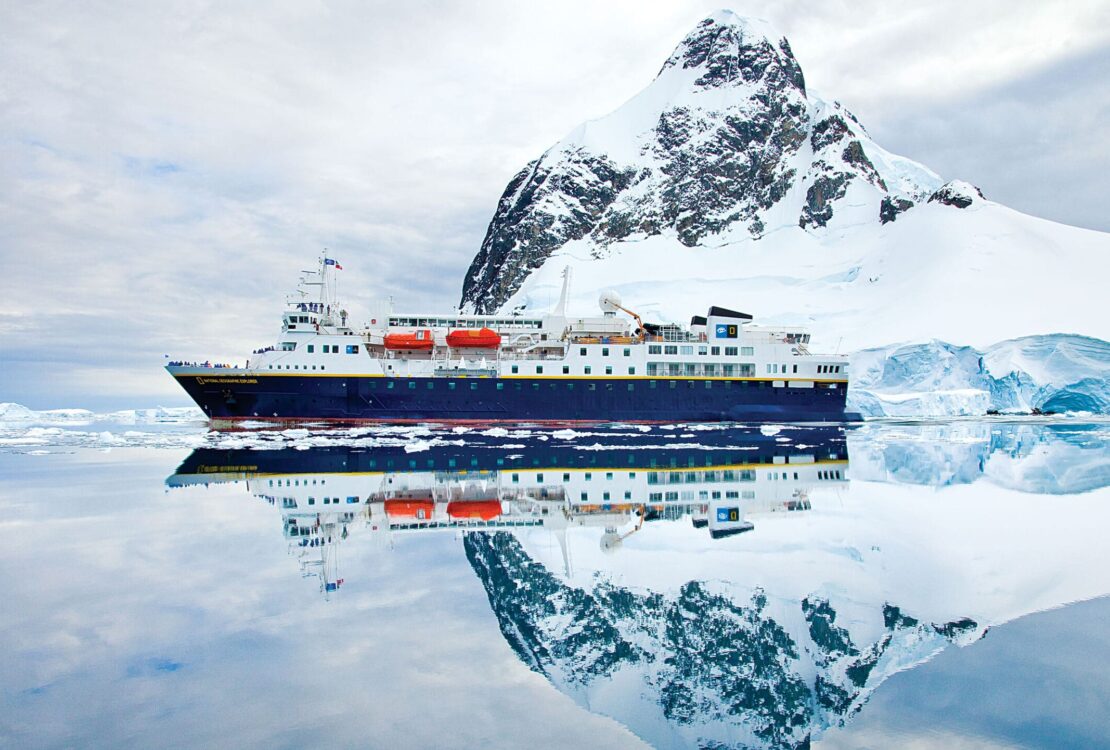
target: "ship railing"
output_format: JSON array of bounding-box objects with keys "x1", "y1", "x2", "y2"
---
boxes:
[{"x1": 432, "y1": 367, "x2": 498, "y2": 378}]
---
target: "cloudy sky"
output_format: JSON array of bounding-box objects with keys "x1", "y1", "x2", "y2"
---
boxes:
[{"x1": 3, "y1": 0, "x2": 1108, "y2": 409}]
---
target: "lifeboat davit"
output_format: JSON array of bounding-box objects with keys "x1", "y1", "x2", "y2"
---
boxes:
[
  {"x1": 384, "y1": 329, "x2": 434, "y2": 351},
  {"x1": 446, "y1": 327, "x2": 501, "y2": 349},
  {"x1": 384, "y1": 498, "x2": 435, "y2": 519},
  {"x1": 446, "y1": 500, "x2": 502, "y2": 521}
]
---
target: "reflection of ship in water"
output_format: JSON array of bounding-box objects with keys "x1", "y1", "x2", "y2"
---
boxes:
[{"x1": 167, "y1": 426, "x2": 848, "y2": 592}]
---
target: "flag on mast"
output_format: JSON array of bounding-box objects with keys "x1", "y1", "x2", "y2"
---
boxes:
[{"x1": 324, "y1": 258, "x2": 343, "y2": 270}]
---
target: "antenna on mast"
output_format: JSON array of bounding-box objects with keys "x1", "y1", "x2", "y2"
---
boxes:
[{"x1": 553, "y1": 265, "x2": 572, "y2": 317}]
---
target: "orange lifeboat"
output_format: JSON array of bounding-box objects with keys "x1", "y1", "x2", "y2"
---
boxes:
[
  {"x1": 384, "y1": 329, "x2": 434, "y2": 351},
  {"x1": 447, "y1": 500, "x2": 502, "y2": 521},
  {"x1": 446, "y1": 327, "x2": 501, "y2": 349},
  {"x1": 384, "y1": 498, "x2": 435, "y2": 520}
]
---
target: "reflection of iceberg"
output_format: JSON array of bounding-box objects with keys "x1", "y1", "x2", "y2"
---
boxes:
[{"x1": 848, "y1": 421, "x2": 1110, "y2": 494}]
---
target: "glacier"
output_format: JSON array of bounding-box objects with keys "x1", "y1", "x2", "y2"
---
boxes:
[{"x1": 847, "y1": 333, "x2": 1110, "y2": 417}]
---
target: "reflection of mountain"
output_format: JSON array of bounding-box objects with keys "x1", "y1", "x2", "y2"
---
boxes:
[
  {"x1": 466, "y1": 531, "x2": 979, "y2": 750},
  {"x1": 848, "y1": 421, "x2": 1110, "y2": 494}
]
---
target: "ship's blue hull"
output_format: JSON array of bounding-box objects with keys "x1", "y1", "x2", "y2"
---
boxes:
[{"x1": 171, "y1": 371, "x2": 856, "y2": 423}]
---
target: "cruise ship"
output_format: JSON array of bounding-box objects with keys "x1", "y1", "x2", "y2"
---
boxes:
[{"x1": 167, "y1": 257, "x2": 854, "y2": 423}]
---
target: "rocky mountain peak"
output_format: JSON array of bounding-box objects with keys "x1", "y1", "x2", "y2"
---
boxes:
[
  {"x1": 460, "y1": 10, "x2": 944, "y2": 314},
  {"x1": 657, "y1": 11, "x2": 805, "y2": 96}
]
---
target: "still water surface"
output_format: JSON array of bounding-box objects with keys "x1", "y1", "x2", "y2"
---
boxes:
[{"x1": 1, "y1": 421, "x2": 1107, "y2": 749}]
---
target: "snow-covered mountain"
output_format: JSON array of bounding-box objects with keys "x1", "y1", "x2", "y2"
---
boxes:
[{"x1": 458, "y1": 10, "x2": 1109, "y2": 411}]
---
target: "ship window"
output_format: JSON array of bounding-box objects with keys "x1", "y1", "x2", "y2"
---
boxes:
[
  {"x1": 602, "y1": 347, "x2": 609, "y2": 356},
  {"x1": 512, "y1": 473, "x2": 519, "y2": 483},
  {"x1": 627, "y1": 383, "x2": 634, "y2": 391},
  {"x1": 650, "y1": 381, "x2": 657, "y2": 389},
  {"x1": 566, "y1": 383, "x2": 574, "y2": 390},
  {"x1": 669, "y1": 381, "x2": 676, "y2": 389},
  {"x1": 268, "y1": 366, "x2": 272, "y2": 370},
  {"x1": 347, "y1": 345, "x2": 358, "y2": 354},
  {"x1": 605, "y1": 366, "x2": 612, "y2": 375},
  {"x1": 603, "y1": 492, "x2": 610, "y2": 501},
  {"x1": 320, "y1": 366, "x2": 324, "y2": 371},
  {"x1": 408, "y1": 381, "x2": 416, "y2": 389},
  {"x1": 448, "y1": 382, "x2": 455, "y2": 390},
  {"x1": 793, "y1": 364, "x2": 798, "y2": 373},
  {"x1": 387, "y1": 381, "x2": 394, "y2": 389},
  {"x1": 711, "y1": 346, "x2": 720, "y2": 355},
  {"x1": 307, "y1": 345, "x2": 314, "y2": 353},
  {"x1": 649, "y1": 345, "x2": 662, "y2": 354},
  {"x1": 741, "y1": 346, "x2": 754, "y2": 356},
  {"x1": 294, "y1": 365, "x2": 299, "y2": 370},
  {"x1": 580, "y1": 347, "x2": 587, "y2": 356},
  {"x1": 511, "y1": 365, "x2": 518, "y2": 374},
  {"x1": 584, "y1": 366, "x2": 592, "y2": 375},
  {"x1": 664, "y1": 345, "x2": 678, "y2": 355},
  {"x1": 581, "y1": 492, "x2": 588, "y2": 501},
  {"x1": 562, "y1": 473, "x2": 571, "y2": 482},
  {"x1": 562, "y1": 366, "x2": 569, "y2": 374},
  {"x1": 426, "y1": 381, "x2": 434, "y2": 389},
  {"x1": 818, "y1": 365, "x2": 823, "y2": 373},
  {"x1": 471, "y1": 382, "x2": 478, "y2": 390},
  {"x1": 585, "y1": 473, "x2": 592, "y2": 480},
  {"x1": 623, "y1": 348, "x2": 630, "y2": 357},
  {"x1": 705, "y1": 381, "x2": 712, "y2": 389},
  {"x1": 588, "y1": 383, "x2": 596, "y2": 390},
  {"x1": 628, "y1": 367, "x2": 635, "y2": 375},
  {"x1": 680, "y1": 346, "x2": 693, "y2": 355},
  {"x1": 280, "y1": 342, "x2": 296, "y2": 351},
  {"x1": 311, "y1": 365, "x2": 316, "y2": 370},
  {"x1": 698, "y1": 346, "x2": 707, "y2": 355},
  {"x1": 496, "y1": 382, "x2": 504, "y2": 390},
  {"x1": 532, "y1": 383, "x2": 540, "y2": 390},
  {"x1": 536, "y1": 366, "x2": 543, "y2": 374}
]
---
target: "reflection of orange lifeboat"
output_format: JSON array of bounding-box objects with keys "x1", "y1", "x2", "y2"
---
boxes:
[
  {"x1": 384, "y1": 498, "x2": 435, "y2": 520},
  {"x1": 447, "y1": 500, "x2": 502, "y2": 521},
  {"x1": 384, "y1": 330, "x2": 434, "y2": 351},
  {"x1": 446, "y1": 327, "x2": 501, "y2": 349}
]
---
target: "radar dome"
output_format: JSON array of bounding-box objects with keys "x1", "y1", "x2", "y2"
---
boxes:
[{"x1": 599, "y1": 290, "x2": 622, "y2": 313}]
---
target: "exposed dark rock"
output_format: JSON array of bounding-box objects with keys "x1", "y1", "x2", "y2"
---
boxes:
[
  {"x1": 810, "y1": 115, "x2": 850, "y2": 151},
  {"x1": 880, "y1": 196, "x2": 915, "y2": 224},
  {"x1": 800, "y1": 171, "x2": 850, "y2": 229},
  {"x1": 928, "y1": 180, "x2": 985, "y2": 209},
  {"x1": 842, "y1": 141, "x2": 886, "y2": 190}
]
